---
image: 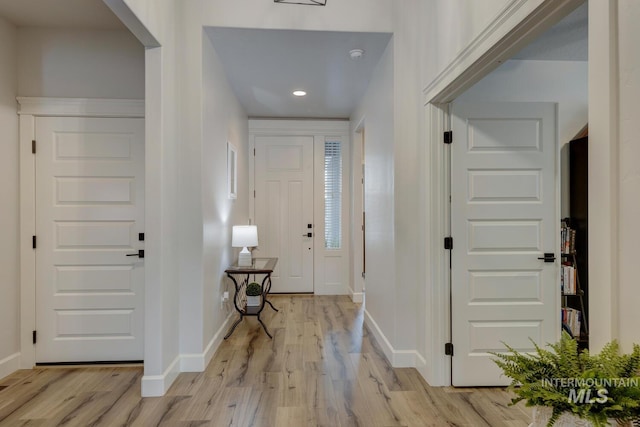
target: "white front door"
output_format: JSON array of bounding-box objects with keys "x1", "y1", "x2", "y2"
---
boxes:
[
  {"x1": 35, "y1": 117, "x2": 145, "y2": 363},
  {"x1": 254, "y1": 135, "x2": 314, "y2": 293},
  {"x1": 450, "y1": 102, "x2": 558, "y2": 386}
]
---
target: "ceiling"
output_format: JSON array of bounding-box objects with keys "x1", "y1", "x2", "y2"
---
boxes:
[
  {"x1": 205, "y1": 28, "x2": 392, "y2": 119},
  {"x1": 0, "y1": 1, "x2": 587, "y2": 119},
  {"x1": 0, "y1": 0, "x2": 124, "y2": 30},
  {"x1": 512, "y1": 2, "x2": 587, "y2": 61}
]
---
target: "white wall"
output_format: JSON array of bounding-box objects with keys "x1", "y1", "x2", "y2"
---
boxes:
[
  {"x1": 0, "y1": 16, "x2": 19, "y2": 379},
  {"x1": 615, "y1": 0, "x2": 640, "y2": 351},
  {"x1": 350, "y1": 40, "x2": 396, "y2": 360},
  {"x1": 586, "y1": 0, "x2": 640, "y2": 353},
  {"x1": 423, "y1": 0, "x2": 513, "y2": 87},
  {"x1": 197, "y1": 31, "x2": 249, "y2": 358},
  {"x1": 117, "y1": 0, "x2": 251, "y2": 394},
  {"x1": 349, "y1": 2, "x2": 428, "y2": 369},
  {"x1": 348, "y1": 127, "x2": 364, "y2": 302},
  {"x1": 116, "y1": 0, "x2": 182, "y2": 396},
  {"x1": 146, "y1": 1, "x2": 182, "y2": 397},
  {"x1": 195, "y1": 0, "x2": 392, "y2": 33},
  {"x1": 17, "y1": 28, "x2": 144, "y2": 99},
  {"x1": 392, "y1": 0, "x2": 427, "y2": 365},
  {"x1": 457, "y1": 59, "x2": 588, "y2": 216}
]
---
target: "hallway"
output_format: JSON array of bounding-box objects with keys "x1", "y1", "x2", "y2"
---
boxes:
[{"x1": 0, "y1": 296, "x2": 531, "y2": 426}]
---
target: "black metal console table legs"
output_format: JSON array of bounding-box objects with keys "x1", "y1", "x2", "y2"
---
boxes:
[
  {"x1": 223, "y1": 308, "x2": 276, "y2": 340},
  {"x1": 222, "y1": 275, "x2": 278, "y2": 339},
  {"x1": 223, "y1": 258, "x2": 279, "y2": 340}
]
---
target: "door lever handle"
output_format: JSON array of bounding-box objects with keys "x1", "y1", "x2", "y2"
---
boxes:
[
  {"x1": 302, "y1": 233, "x2": 313, "y2": 238},
  {"x1": 537, "y1": 253, "x2": 555, "y2": 263},
  {"x1": 126, "y1": 249, "x2": 145, "y2": 258}
]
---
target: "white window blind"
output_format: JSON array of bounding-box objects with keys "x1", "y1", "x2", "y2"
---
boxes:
[{"x1": 324, "y1": 140, "x2": 342, "y2": 249}]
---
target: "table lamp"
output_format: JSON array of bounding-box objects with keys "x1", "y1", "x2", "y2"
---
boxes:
[{"x1": 232, "y1": 225, "x2": 258, "y2": 267}]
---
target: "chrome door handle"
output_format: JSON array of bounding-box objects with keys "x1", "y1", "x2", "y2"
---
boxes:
[{"x1": 126, "y1": 249, "x2": 145, "y2": 258}]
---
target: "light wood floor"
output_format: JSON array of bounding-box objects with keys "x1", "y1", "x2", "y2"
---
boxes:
[{"x1": 0, "y1": 295, "x2": 531, "y2": 426}]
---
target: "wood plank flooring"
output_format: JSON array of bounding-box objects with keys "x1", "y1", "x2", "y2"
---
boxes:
[{"x1": 0, "y1": 295, "x2": 532, "y2": 426}]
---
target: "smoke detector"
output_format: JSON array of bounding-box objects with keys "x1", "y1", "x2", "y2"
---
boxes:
[{"x1": 349, "y1": 49, "x2": 364, "y2": 60}]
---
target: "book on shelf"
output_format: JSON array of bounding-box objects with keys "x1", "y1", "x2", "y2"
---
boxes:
[
  {"x1": 559, "y1": 218, "x2": 587, "y2": 344},
  {"x1": 561, "y1": 264, "x2": 576, "y2": 294},
  {"x1": 561, "y1": 222, "x2": 577, "y2": 254},
  {"x1": 561, "y1": 307, "x2": 582, "y2": 338}
]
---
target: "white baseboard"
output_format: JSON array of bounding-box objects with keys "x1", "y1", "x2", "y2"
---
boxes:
[
  {"x1": 351, "y1": 292, "x2": 364, "y2": 303},
  {"x1": 314, "y1": 284, "x2": 349, "y2": 296},
  {"x1": 415, "y1": 351, "x2": 427, "y2": 369},
  {"x1": 0, "y1": 353, "x2": 20, "y2": 381},
  {"x1": 363, "y1": 309, "x2": 427, "y2": 369},
  {"x1": 141, "y1": 355, "x2": 180, "y2": 397},
  {"x1": 415, "y1": 352, "x2": 431, "y2": 385},
  {"x1": 363, "y1": 308, "x2": 395, "y2": 365},
  {"x1": 393, "y1": 349, "x2": 428, "y2": 368},
  {"x1": 141, "y1": 313, "x2": 235, "y2": 397},
  {"x1": 393, "y1": 350, "x2": 419, "y2": 368},
  {"x1": 181, "y1": 313, "x2": 233, "y2": 372}
]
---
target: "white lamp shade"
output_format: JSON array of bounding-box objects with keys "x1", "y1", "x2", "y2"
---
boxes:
[{"x1": 232, "y1": 225, "x2": 258, "y2": 248}]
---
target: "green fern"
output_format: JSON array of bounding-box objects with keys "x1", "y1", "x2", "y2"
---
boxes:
[{"x1": 490, "y1": 332, "x2": 640, "y2": 426}]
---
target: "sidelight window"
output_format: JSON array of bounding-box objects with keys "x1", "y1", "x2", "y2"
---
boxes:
[{"x1": 324, "y1": 139, "x2": 342, "y2": 249}]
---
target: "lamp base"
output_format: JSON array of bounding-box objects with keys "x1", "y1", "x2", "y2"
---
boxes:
[{"x1": 238, "y1": 248, "x2": 252, "y2": 267}]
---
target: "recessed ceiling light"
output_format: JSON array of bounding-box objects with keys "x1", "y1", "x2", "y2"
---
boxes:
[{"x1": 293, "y1": 90, "x2": 307, "y2": 97}]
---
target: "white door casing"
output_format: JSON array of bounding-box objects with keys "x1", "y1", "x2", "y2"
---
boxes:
[
  {"x1": 450, "y1": 102, "x2": 558, "y2": 386},
  {"x1": 254, "y1": 135, "x2": 314, "y2": 293},
  {"x1": 35, "y1": 116, "x2": 145, "y2": 363}
]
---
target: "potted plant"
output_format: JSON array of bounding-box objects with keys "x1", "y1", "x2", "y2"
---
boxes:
[
  {"x1": 492, "y1": 332, "x2": 640, "y2": 427},
  {"x1": 245, "y1": 282, "x2": 262, "y2": 307}
]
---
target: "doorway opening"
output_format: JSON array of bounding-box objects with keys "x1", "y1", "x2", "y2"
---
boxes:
[{"x1": 425, "y1": 1, "x2": 588, "y2": 386}]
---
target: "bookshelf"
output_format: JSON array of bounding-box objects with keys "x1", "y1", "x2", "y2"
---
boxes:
[
  {"x1": 564, "y1": 136, "x2": 588, "y2": 349},
  {"x1": 561, "y1": 218, "x2": 588, "y2": 345}
]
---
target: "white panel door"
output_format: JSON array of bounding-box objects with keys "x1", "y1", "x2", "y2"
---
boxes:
[
  {"x1": 255, "y1": 136, "x2": 314, "y2": 293},
  {"x1": 35, "y1": 117, "x2": 145, "y2": 363},
  {"x1": 451, "y1": 102, "x2": 558, "y2": 386}
]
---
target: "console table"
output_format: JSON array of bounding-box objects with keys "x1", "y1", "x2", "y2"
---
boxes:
[{"x1": 224, "y1": 257, "x2": 279, "y2": 339}]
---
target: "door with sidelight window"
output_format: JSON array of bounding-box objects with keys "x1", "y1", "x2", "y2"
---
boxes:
[{"x1": 251, "y1": 121, "x2": 350, "y2": 295}]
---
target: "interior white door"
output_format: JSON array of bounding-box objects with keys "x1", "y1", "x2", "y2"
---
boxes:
[
  {"x1": 450, "y1": 102, "x2": 558, "y2": 386},
  {"x1": 254, "y1": 135, "x2": 314, "y2": 293},
  {"x1": 35, "y1": 117, "x2": 145, "y2": 363}
]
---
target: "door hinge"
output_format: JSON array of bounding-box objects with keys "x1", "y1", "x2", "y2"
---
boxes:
[
  {"x1": 32, "y1": 235, "x2": 37, "y2": 249},
  {"x1": 444, "y1": 236, "x2": 453, "y2": 250},
  {"x1": 444, "y1": 131, "x2": 453, "y2": 145},
  {"x1": 32, "y1": 140, "x2": 36, "y2": 154},
  {"x1": 253, "y1": 190, "x2": 256, "y2": 198},
  {"x1": 33, "y1": 330, "x2": 37, "y2": 344},
  {"x1": 445, "y1": 342, "x2": 454, "y2": 356},
  {"x1": 253, "y1": 148, "x2": 256, "y2": 156}
]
